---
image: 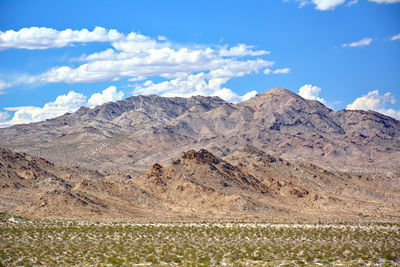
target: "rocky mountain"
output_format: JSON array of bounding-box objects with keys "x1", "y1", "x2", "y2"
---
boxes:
[
  {"x1": 1, "y1": 88, "x2": 399, "y2": 174},
  {"x1": 1, "y1": 147, "x2": 399, "y2": 221},
  {"x1": 0, "y1": 147, "x2": 159, "y2": 221}
]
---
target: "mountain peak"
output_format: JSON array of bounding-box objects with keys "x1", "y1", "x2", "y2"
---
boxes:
[
  {"x1": 256, "y1": 88, "x2": 299, "y2": 98},
  {"x1": 266, "y1": 87, "x2": 295, "y2": 94},
  {"x1": 181, "y1": 149, "x2": 221, "y2": 165},
  {"x1": 243, "y1": 88, "x2": 304, "y2": 107}
]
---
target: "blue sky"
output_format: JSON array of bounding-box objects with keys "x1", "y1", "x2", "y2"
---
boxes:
[{"x1": 0, "y1": 0, "x2": 399, "y2": 126}]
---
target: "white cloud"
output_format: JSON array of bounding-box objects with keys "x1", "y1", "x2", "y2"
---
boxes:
[
  {"x1": 3, "y1": 91, "x2": 87, "y2": 125},
  {"x1": 297, "y1": 0, "x2": 308, "y2": 8},
  {"x1": 0, "y1": 80, "x2": 11, "y2": 92},
  {"x1": 295, "y1": 0, "x2": 400, "y2": 10},
  {"x1": 0, "y1": 111, "x2": 9, "y2": 122},
  {"x1": 348, "y1": 0, "x2": 359, "y2": 6},
  {"x1": 157, "y1": 35, "x2": 167, "y2": 41},
  {"x1": 219, "y1": 44, "x2": 270, "y2": 57},
  {"x1": 241, "y1": 90, "x2": 258, "y2": 101},
  {"x1": 132, "y1": 72, "x2": 257, "y2": 103},
  {"x1": 1, "y1": 27, "x2": 273, "y2": 105},
  {"x1": 28, "y1": 46, "x2": 273, "y2": 103},
  {"x1": 1, "y1": 27, "x2": 273, "y2": 106},
  {"x1": 264, "y1": 68, "x2": 291, "y2": 74},
  {"x1": 88, "y1": 86, "x2": 124, "y2": 107},
  {"x1": 133, "y1": 73, "x2": 220, "y2": 97},
  {"x1": 273, "y1": 68, "x2": 291, "y2": 74},
  {"x1": 369, "y1": 0, "x2": 400, "y2": 3},
  {"x1": 391, "y1": 33, "x2": 400, "y2": 41},
  {"x1": 212, "y1": 88, "x2": 258, "y2": 103},
  {"x1": 298, "y1": 84, "x2": 328, "y2": 106},
  {"x1": 346, "y1": 90, "x2": 400, "y2": 119},
  {"x1": 312, "y1": 0, "x2": 346, "y2": 10},
  {"x1": 342, "y1": 38, "x2": 372, "y2": 48},
  {"x1": 1, "y1": 86, "x2": 125, "y2": 126},
  {"x1": 111, "y1": 32, "x2": 159, "y2": 52},
  {"x1": 128, "y1": 76, "x2": 147, "y2": 82},
  {"x1": 295, "y1": 0, "x2": 346, "y2": 10},
  {"x1": 208, "y1": 59, "x2": 273, "y2": 79},
  {"x1": 0, "y1": 26, "x2": 123, "y2": 50},
  {"x1": 36, "y1": 45, "x2": 273, "y2": 84}
]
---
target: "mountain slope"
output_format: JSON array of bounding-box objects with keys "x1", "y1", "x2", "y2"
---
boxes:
[
  {"x1": 1, "y1": 88, "x2": 399, "y2": 173},
  {"x1": 0, "y1": 148, "x2": 160, "y2": 221},
  {"x1": 134, "y1": 149, "x2": 271, "y2": 216},
  {"x1": 1, "y1": 147, "x2": 399, "y2": 221},
  {"x1": 130, "y1": 147, "x2": 400, "y2": 220}
]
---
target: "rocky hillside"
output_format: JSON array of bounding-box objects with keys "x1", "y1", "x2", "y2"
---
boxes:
[
  {"x1": 1, "y1": 88, "x2": 399, "y2": 173},
  {"x1": 2, "y1": 147, "x2": 398, "y2": 221},
  {"x1": 0, "y1": 148, "x2": 159, "y2": 221}
]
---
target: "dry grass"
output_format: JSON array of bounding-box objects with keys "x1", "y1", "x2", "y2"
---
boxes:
[{"x1": 0, "y1": 213, "x2": 399, "y2": 266}]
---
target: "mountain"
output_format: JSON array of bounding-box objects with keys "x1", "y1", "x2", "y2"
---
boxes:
[
  {"x1": 1, "y1": 88, "x2": 399, "y2": 174},
  {"x1": 2, "y1": 146, "x2": 399, "y2": 221},
  {"x1": 0, "y1": 147, "x2": 160, "y2": 221},
  {"x1": 135, "y1": 149, "x2": 271, "y2": 217}
]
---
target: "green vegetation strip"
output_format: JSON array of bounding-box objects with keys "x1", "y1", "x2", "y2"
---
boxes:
[{"x1": 0, "y1": 214, "x2": 399, "y2": 266}]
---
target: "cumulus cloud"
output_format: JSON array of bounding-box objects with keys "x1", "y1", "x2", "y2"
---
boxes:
[
  {"x1": 0, "y1": 26, "x2": 123, "y2": 50},
  {"x1": 36, "y1": 44, "x2": 273, "y2": 84},
  {"x1": 33, "y1": 37, "x2": 272, "y2": 100},
  {"x1": 346, "y1": 90, "x2": 400, "y2": 119},
  {"x1": 369, "y1": 0, "x2": 400, "y2": 3},
  {"x1": 132, "y1": 72, "x2": 257, "y2": 103},
  {"x1": 0, "y1": 80, "x2": 11, "y2": 92},
  {"x1": 1, "y1": 27, "x2": 273, "y2": 107},
  {"x1": 0, "y1": 27, "x2": 272, "y2": 87},
  {"x1": 1, "y1": 86, "x2": 124, "y2": 126},
  {"x1": 263, "y1": 68, "x2": 291, "y2": 74},
  {"x1": 348, "y1": 0, "x2": 359, "y2": 6},
  {"x1": 295, "y1": 0, "x2": 346, "y2": 10},
  {"x1": 88, "y1": 86, "x2": 124, "y2": 107},
  {"x1": 273, "y1": 68, "x2": 291, "y2": 74},
  {"x1": 111, "y1": 32, "x2": 159, "y2": 52},
  {"x1": 3, "y1": 91, "x2": 87, "y2": 125},
  {"x1": 295, "y1": 0, "x2": 400, "y2": 10},
  {"x1": 342, "y1": 38, "x2": 372, "y2": 48},
  {"x1": 312, "y1": 0, "x2": 346, "y2": 10},
  {"x1": 208, "y1": 59, "x2": 273, "y2": 79},
  {"x1": 219, "y1": 44, "x2": 270, "y2": 57},
  {"x1": 391, "y1": 33, "x2": 400, "y2": 41},
  {"x1": 298, "y1": 84, "x2": 328, "y2": 106},
  {"x1": 240, "y1": 90, "x2": 259, "y2": 101},
  {"x1": 0, "y1": 111, "x2": 9, "y2": 122},
  {"x1": 212, "y1": 88, "x2": 258, "y2": 103}
]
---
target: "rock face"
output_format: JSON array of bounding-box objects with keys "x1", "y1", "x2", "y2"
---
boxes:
[
  {"x1": 0, "y1": 148, "x2": 159, "y2": 221},
  {"x1": 1, "y1": 88, "x2": 400, "y2": 174},
  {"x1": 136, "y1": 149, "x2": 271, "y2": 215},
  {"x1": 1, "y1": 147, "x2": 399, "y2": 221}
]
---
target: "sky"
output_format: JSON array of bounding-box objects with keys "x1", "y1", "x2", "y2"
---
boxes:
[{"x1": 0, "y1": 0, "x2": 399, "y2": 126}]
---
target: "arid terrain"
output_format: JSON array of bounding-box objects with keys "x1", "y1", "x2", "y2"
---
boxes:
[
  {"x1": 0, "y1": 144, "x2": 399, "y2": 222},
  {"x1": 1, "y1": 214, "x2": 399, "y2": 266},
  {"x1": 0, "y1": 88, "x2": 400, "y2": 222},
  {"x1": 1, "y1": 1, "x2": 399, "y2": 265},
  {"x1": 1, "y1": 87, "x2": 400, "y2": 266}
]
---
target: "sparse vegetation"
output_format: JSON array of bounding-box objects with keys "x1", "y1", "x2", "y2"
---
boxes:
[{"x1": 1, "y1": 213, "x2": 399, "y2": 266}]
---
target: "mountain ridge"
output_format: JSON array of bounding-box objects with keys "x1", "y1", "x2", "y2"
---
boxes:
[
  {"x1": 1, "y1": 146, "x2": 398, "y2": 221},
  {"x1": 1, "y1": 87, "x2": 399, "y2": 173}
]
